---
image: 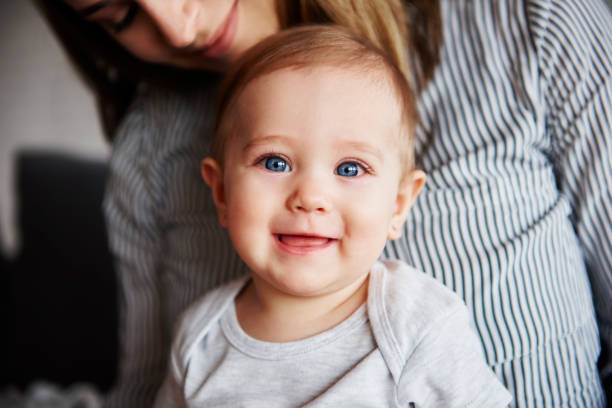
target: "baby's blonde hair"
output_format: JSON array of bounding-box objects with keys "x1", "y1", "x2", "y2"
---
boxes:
[{"x1": 211, "y1": 25, "x2": 417, "y2": 176}]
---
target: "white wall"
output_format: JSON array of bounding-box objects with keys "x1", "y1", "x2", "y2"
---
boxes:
[{"x1": 0, "y1": 0, "x2": 108, "y2": 256}]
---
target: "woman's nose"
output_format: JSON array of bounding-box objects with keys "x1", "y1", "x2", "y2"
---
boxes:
[
  {"x1": 286, "y1": 177, "x2": 332, "y2": 214},
  {"x1": 138, "y1": 0, "x2": 200, "y2": 48}
]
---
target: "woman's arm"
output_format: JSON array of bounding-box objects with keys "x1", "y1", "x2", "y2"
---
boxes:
[
  {"x1": 528, "y1": 0, "x2": 612, "y2": 383},
  {"x1": 102, "y1": 89, "x2": 168, "y2": 408},
  {"x1": 102, "y1": 82, "x2": 246, "y2": 407}
]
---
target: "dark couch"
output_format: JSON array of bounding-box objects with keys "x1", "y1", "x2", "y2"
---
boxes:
[{"x1": 2, "y1": 150, "x2": 118, "y2": 392}]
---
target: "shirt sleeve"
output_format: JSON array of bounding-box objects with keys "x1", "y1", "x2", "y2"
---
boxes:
[
  {"x1": 102, "y1": 90, "x2": 168, "y2": 407},
  {"x1": 395, "y1": 307, "x2": 512, "y2": 408},
  {"x1": 102, "y1": 83, "x2": 245, "y2": 407},
  {"x1": 528, "y1": 0, "x2": 612, "y2": 380}
]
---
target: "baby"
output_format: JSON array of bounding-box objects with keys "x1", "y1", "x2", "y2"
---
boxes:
[{"x1": 154, "y1": 25, "x2": 511, "y2": 407}]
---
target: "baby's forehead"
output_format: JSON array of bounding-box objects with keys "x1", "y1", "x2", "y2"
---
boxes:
[
  {"x1": 244, "y1": 64, "x2": 396, "y2": 95},
  {"x1": 236, "y1": 66, "x2": 400, "y2": 122},
  {"x1": 234, "y1": 65, "x2": 403, "y2": 122},
  {"x1": 232, "y1": 67, "x2": 404, "y2": 150}
]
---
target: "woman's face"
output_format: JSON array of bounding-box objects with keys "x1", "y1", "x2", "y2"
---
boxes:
[{"x1": 65, "y1": 0, "x2": 280, "y2": 70}]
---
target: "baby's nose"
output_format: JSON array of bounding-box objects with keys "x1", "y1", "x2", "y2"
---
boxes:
[{"x1": 286, "y1": 178, "x2": 331, "y2": 214}]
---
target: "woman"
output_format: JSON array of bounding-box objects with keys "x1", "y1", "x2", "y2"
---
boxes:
[{"x1": 37, "y1": 1, "x2": 610, "y2": 407}]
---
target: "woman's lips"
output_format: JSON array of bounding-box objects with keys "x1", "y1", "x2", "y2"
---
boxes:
[
  {"x1": 201, "y1": 0, "x2": 239, "y2": 59},
  {"x1": 275, "y1": 234, "x2": 337, "y2": 255}
]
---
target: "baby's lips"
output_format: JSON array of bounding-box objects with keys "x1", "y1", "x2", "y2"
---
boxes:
[{"x1": 278, "y1": 234, "x2": 332, "y2": 247}]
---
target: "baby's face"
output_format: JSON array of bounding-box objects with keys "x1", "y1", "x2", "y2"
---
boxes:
[{"x1": 205, "y1": 66, "x2": 423, "y2": 298}]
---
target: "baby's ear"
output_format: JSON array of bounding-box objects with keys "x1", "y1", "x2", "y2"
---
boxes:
[
  {"x1": 201, "y1": 157, "x2": 228, "y2": 227},
  {"x1": 388, "y1": 169, "x2": 426, "y2": 240}
]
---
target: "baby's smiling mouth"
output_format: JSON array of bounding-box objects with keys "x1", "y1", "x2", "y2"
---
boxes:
[
  {"x1": 277, "y1": 234, "x2": 332, "y2": 246},
  {"x1": 274, "y1": 234, "x2": 337, "y2": 254}
]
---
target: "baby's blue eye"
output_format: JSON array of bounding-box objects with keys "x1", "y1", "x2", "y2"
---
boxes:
[
  {"x1": 336, "y1": 162, "x2": 361, "y2": 177},
  {"x1": 264, "y1": 157, "x2": 290, "y2": 172}
]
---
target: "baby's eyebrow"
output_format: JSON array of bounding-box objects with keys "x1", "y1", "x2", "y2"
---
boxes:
[
  {"x1": 336, "y1": 140, "x2": 384, "y2": 161},
  {"x1": 242, "y1": 135, "x2": 291, "y2": 152},
  {"x1": 241, "y1": 135, "x2": 384, "y2": 161}
]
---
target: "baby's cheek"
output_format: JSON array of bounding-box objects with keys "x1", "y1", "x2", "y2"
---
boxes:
[{"x1": 228, "y1": 217, "x2": 265, "y2": 266}]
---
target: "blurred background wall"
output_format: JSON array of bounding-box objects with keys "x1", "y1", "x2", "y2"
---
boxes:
[
  {"x1": 0, "y1": 0, "x2": 108, "y2": 258},
  {"x1": 1, "y1": 1, "x2": 118, "y2": 394}
]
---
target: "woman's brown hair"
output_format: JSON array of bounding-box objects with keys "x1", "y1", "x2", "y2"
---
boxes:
[
  {"x1": 33, "y1": 0, "x2": 218, "y2": 139},
  {"x1": 35, "y1": 0, "x2": 441, "y2": 140}
]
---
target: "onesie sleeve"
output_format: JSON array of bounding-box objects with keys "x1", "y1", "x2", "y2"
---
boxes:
[
  {"x1": 395, "y1": 307, "x2": 512, "y2": 408},
  {"x1": 527, "y1": 0, "x2": 612, "y2": 380},
  {"x1": 153, "y1": 277, "x2": 246, "y2": 408}
]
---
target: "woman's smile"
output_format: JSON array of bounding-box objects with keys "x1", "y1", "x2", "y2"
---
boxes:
[{"x1": 199, "y1": 0, "x2": 239, "y2": 58}]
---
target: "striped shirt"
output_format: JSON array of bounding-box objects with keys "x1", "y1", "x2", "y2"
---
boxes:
[{"x1": 102, "y1": 0, "x2": 611, "y2": 407}]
